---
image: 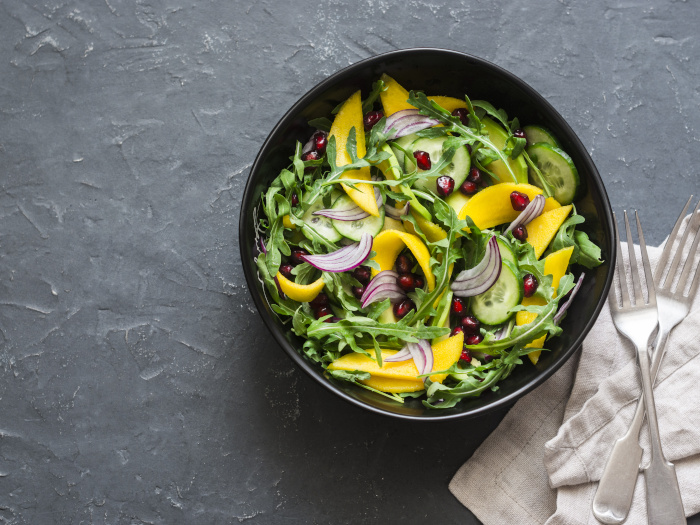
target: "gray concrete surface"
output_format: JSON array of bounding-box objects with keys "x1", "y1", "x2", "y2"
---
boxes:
[{"x1": 1, "y1": 0, "x2": 698, "y2": 523}]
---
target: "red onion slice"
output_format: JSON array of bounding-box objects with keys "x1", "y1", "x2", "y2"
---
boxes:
[
  {"x1": 554, "y1": 273, "x2": 585, "y2": 325},
  {"x1": 384, "y1": 346, "x2": 413, "y2": 362},
  {"x1": 385, "y1": 202, "x2": 409, "y2": 220},
  {"x1": 384, "y1": 109, "x2": 440, "y2": 139},
  {"x1": 384, "y1": 109, "x2": 420, "y2": 134},
  {"x1": 384, "y1": 339, "x2": 434, "y2": 379},
  {"x1": 506, "y1": 194, "x2": 546, "y2": 233},
  {"x1": 360, "y1": 270, "x2": 399, "y2": 303},
  {"x1": 360, "y1": 282, "x2": 406, "y2": 307},
  {"x1": 301, "y1": 233, "x2": 373, "y2": 273},
  {"x1": 393, "y1": 118, "x2": 440, "y2": 139},
  {"x1": 451, "y1": 236, "x2": 502, "y2": 297},
  {"x1": 407, "y1": 343, "x2": 425, "y2": 377},
  {"x1": 417, "y1": 339, "x2": 434, "y2": 377}
]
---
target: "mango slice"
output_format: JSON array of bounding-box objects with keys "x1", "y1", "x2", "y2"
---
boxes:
[
  {"x1": 329, "y1": 332, "x2": 464, "y2": 387},
  {"x1": 329, "y1": 90, "x2": 380, "y2": 217},
  {"x1": 527, "y1": 205, "x2": 573, "y2": 259},
  {"x1": 427, "y1": 96, "x2": 468, "y2": 113},
  {"x1": 276, "y1": 273, "x2": 325, "y2": 303},
  {"x1": 458, "y1": 182, "x2": 561, "y2": 230},
  {"x1": 370, "y1": 230, "x2": 436, "y2": 291},
  {"x1": 361, "y1": 375, "x2": 424, "y2": 393},
  {"x1": 402, "y1": 211, "x2": 447, "y2": 243},
  {"x1": 379, "y1": 74, "x2": 413, "y2": 116},
  {"x1": 516, "y1": 246, "x2": 575, "y2": 364}
]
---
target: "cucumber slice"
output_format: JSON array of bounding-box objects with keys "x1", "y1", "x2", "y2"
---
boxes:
[
  {"x1": 404, "y1": 136, "x2": 471, "y2": 193},
  {"x1": 523, "y1": 125, "x2": 560, "y2": 148},
  {"x1": 471, "y1": 259, "x2": 523, "y2": 326},
  {"x1": 331, "y1": 194, "x2": 385, "y2": 241},
  {"x1": 445, "y1": 190, "x2": 471, "y2": 215},
  {"x1": 391, "y1": 132, "x2": 420, "y2": 168},
  {"x1": 496, "y1": 238, "x2": 516, "y2": 265},
  {"x1": 301, "y1": 197, "x2": 343, "y2": 243},
  {"x1": 481, "y1": 118, "x2": 528, "y2": 184},
  {"x1": 526, "y1": 143, "x2": 580, "y2": 205}
]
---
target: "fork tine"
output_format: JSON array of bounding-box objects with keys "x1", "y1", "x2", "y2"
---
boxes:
[
  {"x1": 625, "y1": 211, "x2": 644, "y2": 305},
  {"x1": 612, "y1": 212, "x2": 631, "y2": 309},
  {"x1": 675, "y1": 209, "x2": 700, "y2": 296},
  {"x1": 636, "y1": 211, "x2": 656, "y2": 305},
  {"x1": 656, "y1": 195, "x2": 694, "y2": 287},
  {"x1": 662, "y1": 198, "x2": 700, "y2": 290}
]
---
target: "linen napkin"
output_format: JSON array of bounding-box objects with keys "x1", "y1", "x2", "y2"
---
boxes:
[{"x1": 450, "y1": 221, "x2": 700, "y2": 525}]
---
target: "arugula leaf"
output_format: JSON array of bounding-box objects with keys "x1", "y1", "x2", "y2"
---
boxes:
[
  {"x1": 522, "y1": 150, "x2": 554, "y2": 198},
  {"x1": 362, "y1": 79, "x2": 386, "y2": 114},
  {"x1": 548, "y1": 211, "x2": 603, "y2": 268},
  {"x1": 472, "y1": 100, "x2": 509, "y2": 128}
]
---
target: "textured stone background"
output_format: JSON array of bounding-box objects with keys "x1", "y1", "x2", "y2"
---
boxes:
[{"x1": 1, "y1": 0, "x2": 699, "y2": 523}]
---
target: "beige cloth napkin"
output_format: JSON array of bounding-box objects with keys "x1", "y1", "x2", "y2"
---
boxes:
[{"x1": 450, "y1": 232, "x2": 700, "y2": 524}]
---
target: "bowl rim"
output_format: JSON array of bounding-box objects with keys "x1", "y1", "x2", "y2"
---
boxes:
[{"x1": 239, "y1": 47, "x2": 616, "y2": 421}]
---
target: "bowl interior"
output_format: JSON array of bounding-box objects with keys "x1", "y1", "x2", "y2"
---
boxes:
[{"x1": 240, "y1": 49, "x2": 615, "y2": 421}]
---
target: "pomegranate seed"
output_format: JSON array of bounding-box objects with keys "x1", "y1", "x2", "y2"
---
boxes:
[
  {"x1": 413, "y1": 150, "x2": 431, "y2": 170},
  {"x1": 451, "y1": 107, "x2": 469, "y2": 125},
  {"x1": 523, "y1": 274, "x2": 538, "y2": 298},
  {"x1": 461, "y1": 315, "x2": 480, "y2": 334},
  {"x1": 512, "y1": 129, "x2": 526, "y2": 139},
  {"x1": 465, "y1": 333, "x2": 484, "y2": 345},
  {"x1": 451, "y1": 297, "x2": 467, "y2": 317},
  {"x1": 512, "y1": 224, "x2": 528, "y2": 241},
  {"x1": 395, "y1": 254, "x2": 412, "y2": 274},
  {"x1": 510, "y1": 191, "x2": 530, "y2": 211},
  {"x1": 363, "y1": 110, "x2": 384, "y2": 131},
  {"x1": 467, "y1": 167, "x2": 483, "y2": 185},
  {"x1": 460, "y1": 348, "x2": 472, "y2": 363},
  {"x1": 290, "y1": 193, "x2": 299, "y2": 207},
  {"x1": 315, "y1": 305, "x2": 333, "y2": 320},
  {"x1": 451, "y1": 326, "x2": 464, "y2": 337},
  {"x1": 414, "y1": 276, "x2": 424, "y2": 289},
  {"x1": 393, "y1": 298, "x2": 415, "y2": 319},
  {"x1": 352, "y1": 266, "x2": 371, "y2": 285},
  {"x1": 482, "y1": 354, "x2": 493, "y2": 363},
  {"x1": 398, "y1": 273, "x2": 415, "y2": 292},
  {"x1": 301, "y1": 150, "x2": 319, "y2": 162},
  {"x1": 290, "y1": 249, "x2": 308, "y2": 265},
  {"x1": 436, "y1": 175, "x2": 455, "y2": 197},
  {"x1": 309, "y1": 293, "x2": 329, "y2": 307},
  {"x1": 460, "y1": 180, "x2": 478, "y2": 196},
  {"x1": 279, "y1": 264, "x2": 294, "y2": 279},
  {"x1": 352, "y1": 286, "x2": 365, "y2": 299},
  {"x1": 313, "y1": 132, "x2": 328, "y2": 155}
]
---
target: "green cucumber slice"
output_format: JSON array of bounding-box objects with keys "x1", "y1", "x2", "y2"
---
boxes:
[
  {"x1": 523, "y1": 125, "x2": 560, "y2": 148},
  {"x1": 330, "y1": 194, "x2": 385, "y2": 241},
  {"x1": 391, "y1": 132, "x2": 420, "y2": 168},
  {"x1": 471, "y1": 259, "x2": 523, "y2": 326},
  {"x1": 526, "y1": 143, "x2": 580, "y2": 205},
  {"x1": 301, "y1": 197, "x2": 343, "y2": 243},
  {"x1": 404, "y1": 136, "x2": 471, "y2": 193},
  {"x1": 496, "y1": 238, "x2": 516, "y2": 265}
]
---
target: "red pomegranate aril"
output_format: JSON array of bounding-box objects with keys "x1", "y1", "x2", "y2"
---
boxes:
[
  {"x1": 290, "y1": 249, "x2": 308, "y2": 265},
  {"x1": 315, "y1": 305, "x2": 333, "y2": 320},
  {"x1": 467, "y1": 167, "x2": 483, "y2": 185},
  {"x1": 523, "y1": 274, "x2": 539, "y2": 298},
  {"x1": 398, "y1": 273, "x2": 415, "y2": 292},
  {"x1": 309, "y1": 292, "x2": 329, "y2": 308},
  {"x1": 436, "y1": 175, "x2": 455, "y2": 197},
  {"x1": 352, "y1": 266, "x2": 371, "y2": 285},
  {"x1": 290, "y1": 193, "x2": 299, "y2": 207},
  {"x1": 352, "y1": 286, "x2": 365, "y2": 299},
  {"x1": 301, "y1": 150, "x2": 319, "y2": 162},
  {"x1": 510, "y1": 191, "x2": 530, "y2": 211},
  {"x1": 451, "y1": 326, "x2": 464, "y2": 337},
  {"x1": 279, "y1": 264, "x2": 294, "y2": 279},
  {"x1": 395, "y1": 254, "x2": 412, "y2": 274},
  {"x1": 460, "y1": 315, "x2": 481, "y2": 334},
  {"x1": 465, "y1": 333, "x2": 484, "y2": 345},
  {"x1": 393, "y1": 298, "x2": 415, "y2": 319},
  {"x1": 451, "y1": 297, "x2": 467, "y2": 317},
  {"x1": 414, "y1": 276, "x2": 424, "y2": 289},
  {"x1": 451, "y1": 107, "x2": 469, "y2": 125},
  {"x1": 413, "y1": 150, "x2": 431, "y2": 170},
  {"x1": 460, "y1": 348, "x2": 472, "y2": 363},
  {"x1": 313, "y1": 132, "x2": 328, "y2": 155},
  {"x1": 363, "y1": 110, "x2": 384, "y2": 131},
  {"x1": 460, "y1": 180, "x2": 478, "y2": 196},
  {"x1": 512, "y1": 129, "x2": 526, "y2": 139},
  {"x1": 512, "y1": 224, "x2": 528, "y2": 241}
]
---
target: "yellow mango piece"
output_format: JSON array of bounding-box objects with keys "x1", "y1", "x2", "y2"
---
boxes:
[
  {"x1": 276, "y1": 273, "x2": 325, "y2": 303},
  {"x1": 282, "y1": 215, "x2": 295, "y2": 229},
  {"x1": 516, "y1": 246, "x2": 575, "y2": 364},
  {"x1": 370, "y1": 230, "x2": 436, "y2": 291},
  {"x1": 379, "y1": 74, "x2": 413, "y2": 116},
  {"x1": 329, "y1": 332, "x2": 464, "y2": 386},
  {"x1": 402, "y1": 211, "x2": 447, "y2": 243},
  {"x1": 329, "y1": 90, "x2": 379, "y2": 217},
  {"x1": 427, "y1": 96, "x2": 468, "y2": 113},
  {"x1": 361, "y1": 375, "x2": 424, "y2": 393},
  {"x1": 458, "y1": 182, "x2": 561, "y2": 230},
  {"x1": 527, "y1": 205, "x2": 573, "y2": 259}
]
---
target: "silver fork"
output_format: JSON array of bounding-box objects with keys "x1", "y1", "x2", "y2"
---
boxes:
[{"x1": 594, "y1": 201, "x2": 699, "y2": 524}]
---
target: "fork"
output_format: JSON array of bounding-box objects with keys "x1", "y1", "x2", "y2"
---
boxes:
[
  {"x1": 593, "y1": 201, "x2": 699, "y2": 524},
  {"x1": 593, "y1": 211, "x2": 685, "y2": 525}
]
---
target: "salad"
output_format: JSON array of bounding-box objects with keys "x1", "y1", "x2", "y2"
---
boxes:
[{"x1": 255, "y1": 74, "x2": 603, "y2": 409}]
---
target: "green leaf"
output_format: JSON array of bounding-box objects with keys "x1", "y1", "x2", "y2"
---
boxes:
[
  {"x1": 362, "y1": 79, "x2": 386, "y2": 114},
  {"x1": 308, "y1": 117, "x2": 332, "y2": 132},
  {"x1": 574, "y1": 231, "x2": 604, "y2": 268}
]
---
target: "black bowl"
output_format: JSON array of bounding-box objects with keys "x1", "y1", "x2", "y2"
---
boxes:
[{"x1": 240, "y1": 48, "x2": 615, "y2": 421}]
